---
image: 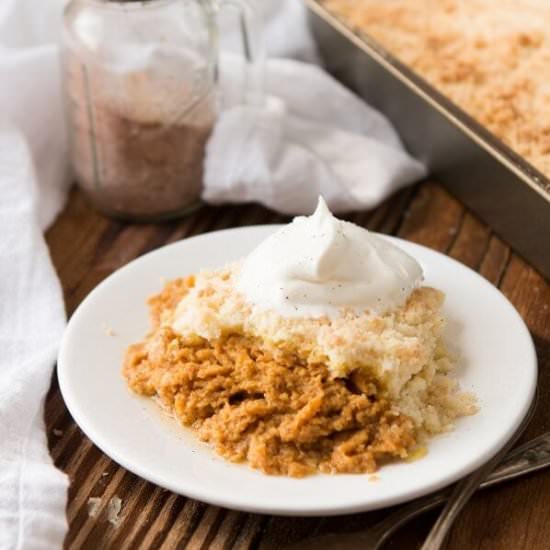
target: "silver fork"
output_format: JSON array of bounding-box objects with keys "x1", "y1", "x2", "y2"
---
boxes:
[
  {"x1": 287, "y1": 420, "x2": 549, "y2": 550},
  {"x1": 420, "y1": 395, "x2": 538, "y2": 550}
]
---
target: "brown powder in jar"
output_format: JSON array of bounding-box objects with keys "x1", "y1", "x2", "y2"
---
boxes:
[{"x1": 64, "y1": 50, "x2": 215, "y2": 221}]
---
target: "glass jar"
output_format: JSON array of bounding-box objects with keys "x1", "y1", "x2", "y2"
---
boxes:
[{"x1": 61, "y1": 0, "x2": 260, "y2": 221}]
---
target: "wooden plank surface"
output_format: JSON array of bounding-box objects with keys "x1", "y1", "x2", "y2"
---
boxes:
[{"x1": 45, "y1": 181, "x2": 550, "y2": 549}]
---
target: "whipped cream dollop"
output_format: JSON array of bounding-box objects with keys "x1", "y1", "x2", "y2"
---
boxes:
[{"x1": 237, "y1": 197, "x2": 423, "y2": 318}]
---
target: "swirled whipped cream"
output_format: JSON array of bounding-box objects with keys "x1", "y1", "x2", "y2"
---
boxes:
[{"x1": 237, "y1": 197, "x2": 423, "y2": 318}]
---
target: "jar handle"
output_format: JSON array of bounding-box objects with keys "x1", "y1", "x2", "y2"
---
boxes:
[{"x1": 216, "y1": 0, "x2": 264, "y2": 107}]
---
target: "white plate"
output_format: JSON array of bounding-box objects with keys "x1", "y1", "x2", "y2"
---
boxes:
[{"x1": 58, "y1": 226, "x2": 537, "y2": 516}]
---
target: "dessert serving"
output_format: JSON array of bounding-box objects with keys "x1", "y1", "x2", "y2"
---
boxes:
[
  {"x1": 322, "y1": 0, "x2": 550, "y2": 178},
  {"x1": 124, "y1": 199, "x2": 477, "y2": 477}
]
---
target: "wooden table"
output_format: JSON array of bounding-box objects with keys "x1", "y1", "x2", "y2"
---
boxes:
[{"x1": 45, "y1": 181, "x2": 550, "y2": 549}]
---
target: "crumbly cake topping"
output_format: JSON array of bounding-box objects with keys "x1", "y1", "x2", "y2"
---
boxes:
[
  {"x1": 323, "y1": 0, "x2": 550, "y2": 182},
  {"x1": 170, "y1": 263, "x2": 445, "y2": 396}
]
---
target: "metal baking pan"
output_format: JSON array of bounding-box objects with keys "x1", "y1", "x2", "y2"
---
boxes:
[{"x1": 305, "y1": 0, "x2": 550, "y2": 280}]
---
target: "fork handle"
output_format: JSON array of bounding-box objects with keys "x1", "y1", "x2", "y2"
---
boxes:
[
  {"x1": 420, "y1": 397, "x2": 538, "y2": 550},
  {"x1": 284, "y1": 430, "x2": 550, "y2": 550},
  {"x1": 369, "y1": 429, "x2": 550, "y2": 550},
  {"x1": 419, "y1": 456, "x2": 500, "y2": 549}
]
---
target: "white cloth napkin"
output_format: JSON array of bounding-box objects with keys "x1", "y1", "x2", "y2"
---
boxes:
[
  {"x1": 0, "y1": 1, "x2": 71, "y2": 548},
  {"x1": 0, "y1": 0, "x2": 424, "y2": 548},
  {"x1": 210, "y1": 0, "x2": 426, "y2": 214},
  {"x1": 0, "y1": 127, "x2": 69, "y2": 550},
  {"x1": 205, "y1": 55, "x2": 426, "y2": 214}
]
